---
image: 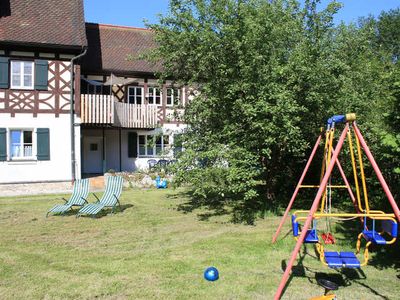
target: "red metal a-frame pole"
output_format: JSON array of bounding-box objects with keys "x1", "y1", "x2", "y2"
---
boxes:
[
  {"x1": 274, "y1": 124, "x2": 350, "y2": 300},
  {"x1": 353, "y1": 122, "x2": 400, "y2": 222},
  {"x1": 272, "y1": 134, "x2": 323, "y2": 243}
]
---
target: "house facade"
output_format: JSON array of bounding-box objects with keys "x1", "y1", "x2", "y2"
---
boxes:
[
  {"x1": 79, "y1": 23, "x2": 187, "y2": 175},
  {"x1": 0, "y1": 0, "x2": 187, "y2": 184}
]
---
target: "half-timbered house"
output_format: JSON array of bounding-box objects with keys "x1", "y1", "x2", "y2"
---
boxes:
[
  {"x1": 80, "y1": 23, "x2": 187, "y2": 174},
  {"x1": 0, "y1": 0, "x2": 87, "y2": 183},
  {"x1": 0, "y1": 0, "x2": 187, "y2": 183}
]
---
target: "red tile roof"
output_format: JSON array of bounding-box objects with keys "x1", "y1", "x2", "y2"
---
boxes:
[
  {"x1": 0, "y1": 0, "x2": 87, "y2": 49},
  {"x1": 81, "y1": 23, "x2": 161, "y2": 75}
]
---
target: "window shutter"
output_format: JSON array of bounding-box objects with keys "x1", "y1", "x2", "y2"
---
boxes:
[
  {"x1": 0, "y1": 57, "x2": 9, "y2": 89},
  {"x1": 34, "y1": 60, "x2": 48, "y2": 90},
  {"x1": 128, "y1": 132, "x2": 138, "y2": 158},
  {"x1": 0, "y1": 128, "x2": 6, "y2": 161},
  {"x1": 37, "y1": 128, "x2": 50, "y2": 160}
]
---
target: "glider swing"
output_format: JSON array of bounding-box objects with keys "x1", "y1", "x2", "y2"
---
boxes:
[{"x1": 271, "y1": 114, "x2": 400, "y2": 300}]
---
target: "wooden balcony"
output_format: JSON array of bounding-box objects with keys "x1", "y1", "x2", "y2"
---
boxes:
[
  {"x1": 114, "y1": 102, "x2": 158, "y2": 128},
  {"x1": 80, "y1": 94, "x2": 114, "y2": 124},
  {"x1": 80, "y1": 94, "x2": 158, "y2": 128}
]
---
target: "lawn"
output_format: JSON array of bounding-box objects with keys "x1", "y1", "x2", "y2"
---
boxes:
[{"x1": 0, "y1": 188, "x2": 399, "y2": 299}]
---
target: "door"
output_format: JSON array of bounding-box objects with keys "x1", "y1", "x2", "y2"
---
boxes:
[{"x1": 83, "y1": 137, "x2": 103, "y2": 174}]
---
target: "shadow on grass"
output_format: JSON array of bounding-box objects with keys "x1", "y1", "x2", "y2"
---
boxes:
[
  {"x1": 334, "y1": 217, "x2": 400, "y2": 272},
  {"x1": 46, "y1": 207, "x2": 82, "y2": 217},
  {"x1": 74, "y1": 204, "x2": 134, "y2": 219},
  {"x1": 279, "y1": 243, "x2": 390, "y2": 299},
  {"x1": 168, "y1": 185, "x2": 279, "y2": 224},
  {"x1": 278, "y1": 217, "x2": 397, "y2": 299},
  {"x1": 170, "y1": 190, "x2": 230, "y2": 222}
]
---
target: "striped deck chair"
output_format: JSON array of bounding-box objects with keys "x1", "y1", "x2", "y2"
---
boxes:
[
  {"x1": 77, "y1": 176, "x2": 123, "y2": 217},
  {"x1": 46, "y1": 179, "x2": 89, "y2": 217}
]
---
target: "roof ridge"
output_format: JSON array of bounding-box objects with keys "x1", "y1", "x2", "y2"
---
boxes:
[{"x1": 85, "y1": 22, "x2": 151, "y2": 32}]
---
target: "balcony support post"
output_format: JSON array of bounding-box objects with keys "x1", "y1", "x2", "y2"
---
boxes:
[{"x1": 119, "y1": 128, "x2": 122, "y2": 172}]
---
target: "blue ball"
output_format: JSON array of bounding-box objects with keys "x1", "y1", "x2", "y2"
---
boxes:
[{"x1": 204, "y1": 267, "x2": 219, "y2": 281}]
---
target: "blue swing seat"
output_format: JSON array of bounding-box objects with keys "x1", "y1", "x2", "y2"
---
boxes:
[
  {"x1": 324, "y1": 251, "x2": 360, "y2": 268},
  {"x1": 291, "y1": 215, "x2": 319, "y2": 243},
  {"x1": 362, "y1": 219, "x2": 397, "y2": 245},
  {"x1": 362, "y1": 230, "x2": 387, "y2": 245},
  {"x1": 304, "y1": 229, "x2": 319, "y2": 243}
]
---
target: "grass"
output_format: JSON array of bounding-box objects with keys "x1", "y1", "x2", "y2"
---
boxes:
[{"x1": 0, "y1": 188, "x2": 399, "y2": 299}]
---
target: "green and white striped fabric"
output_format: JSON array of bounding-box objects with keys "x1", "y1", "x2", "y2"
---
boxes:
[
  {"x1": 77, "y1": 176, "x2": 123, "y2": 217},
  {"x1": 46, "y1": 179, "x2": 89, "y2": 217}
]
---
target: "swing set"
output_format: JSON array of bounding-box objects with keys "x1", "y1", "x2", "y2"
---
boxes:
[{"x1": 271, "y1": 114, "x2": 400, "y2": 300}]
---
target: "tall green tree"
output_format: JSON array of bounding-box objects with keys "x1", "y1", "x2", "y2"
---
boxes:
[
  {"x1": 149, "y1": 0, "x2": 394, "y2": 221},
  {"x1": 358, "y1": 9, "x2": 400, "y2": 204}
]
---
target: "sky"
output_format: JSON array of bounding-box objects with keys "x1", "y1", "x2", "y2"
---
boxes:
[{"x1": 84, "y1": 0, "x2": 400, "y2": 28}]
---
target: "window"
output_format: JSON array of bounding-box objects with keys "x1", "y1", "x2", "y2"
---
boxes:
[
  {"x1": 163, "y1": 135, "x2": 170, "y2": 155},
  {"x1": 11, "y1": 61, "x2": 34, "y2": 89},
  {"x1": 87, "y1": 82, "x2": 103, "y2": 95},
  {"x1": 10, "y1": 130, "x2": 33, "y2": 158},
  {"x1": 166, "y1": 88, "x2": 181, "y2": 106},
  {"x1": 0, "y1": 128, "x2": 50, "y2": 161},
  {"x1": 156, "y1": 136, "x2": 162, "y2": 155},
  {"x1": 128, "y1": 86, "x2": 143, "y2": 104},
  {"x1": 139, "y1": 135, "x2": 146, "y2": 156},
  {"x1": 147, "y1": 136, "x2": 154, "y2": 156},
  {"x1": 138, "y1": 134, "x2": 170, "y2": 157},
  {"x1": 148, "y1": 87, "x2": 161, "y2": 105}
]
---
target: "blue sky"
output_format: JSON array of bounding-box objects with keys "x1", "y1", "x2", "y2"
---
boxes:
[{"x1": 84, "y1": 0, "x2": 400, "y2": 28}]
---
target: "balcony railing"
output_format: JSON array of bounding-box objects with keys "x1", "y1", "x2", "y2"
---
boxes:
[
  {"x1": 114, "y1": 102, "x2": 158, "y2": 128},
  {"x1": 80, "y1": 94, "x2": 114, "y2": 124},
  {"x1": 80, "y1": 94, "x2": 158, "y2": 128}
]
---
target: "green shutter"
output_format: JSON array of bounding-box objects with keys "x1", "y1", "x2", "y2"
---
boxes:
[
  {"x1": 37, "y1": 128, "x2": 50, "y2": 160},
  {"x1": 0, "y1": 57, "x2": 9, "y2": 89},
  {"x1": 128, "y1": 132, "x2": 138, "y2": 158},
  {"x1": 34, "y1": 60, "x2": 48, "y2": 90},
  {"x1": 0, "y1": 128, "x2": 6, "y2": 161}
]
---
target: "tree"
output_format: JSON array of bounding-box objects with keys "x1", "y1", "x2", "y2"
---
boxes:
[
  {"x1": 358, "y1": 9, "x2": 400, "y2": 204},
  {"x1": 149, "y1": 0, "x2": 393, "y2": 222}
]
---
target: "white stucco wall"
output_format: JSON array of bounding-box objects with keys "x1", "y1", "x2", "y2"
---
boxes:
[
  {"x1": 0, "y1": 114, "x2": 80, "y2": 183},
  {"x1": 82, "y1": 124, "x2": 186, "y2": 173}
]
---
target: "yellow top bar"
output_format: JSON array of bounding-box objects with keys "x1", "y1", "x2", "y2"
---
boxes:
[
  {"x1": 346, "y1": 113, "x2": 356, "y2": 122},
  {"x1": 295, "y1": 213, "x2": 395, "y2": 221}
]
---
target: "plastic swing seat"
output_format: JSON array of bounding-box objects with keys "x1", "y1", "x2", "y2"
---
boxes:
[
  {"x1": 291, "y1": 215, "x2": 319, "y2": 243},
  {"x1": 362, "y1": 230, "x2": 387, "y2": 245},
  {"x1": 324, "y1": 251, "x2": 360, "y2": 268},
  {"x1": 361, "y1": 219, "x2": 398, "y2": 245},
  {"x1": 322, "y1": 233, "x2": 336, "y2": 244},
  {"x1": 305, "y1": 229, "x2": 319, "y2": 243}
]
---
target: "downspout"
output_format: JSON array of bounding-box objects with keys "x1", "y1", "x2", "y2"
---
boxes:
[{"x1": 70, "y1": 47, "x2": 87, "y2": 182}]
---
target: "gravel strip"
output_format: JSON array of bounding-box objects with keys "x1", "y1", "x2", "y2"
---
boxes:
[{"x1": 0, "y1": 182, "x2": 74, "y2": 197}]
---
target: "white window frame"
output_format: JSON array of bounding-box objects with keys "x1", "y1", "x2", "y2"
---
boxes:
[
  {"x1": 9, "y1": 128, "x2": 36, "y2": 160},
  {"x1": 166, "y1": 88, "x2": 181, "y2": 107},
  {"x1": 10, "y1": 60, "x2": 35, "y2": 90},
  {"x1": 128, "y1": 86, "x2": 144, "y2": 105},
  {"x1": 138, "y1": 134, "x2": 170, "y2": 157},
  {"x1": 147, "y1": 87, "x2": 162, "y2": 105}
]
